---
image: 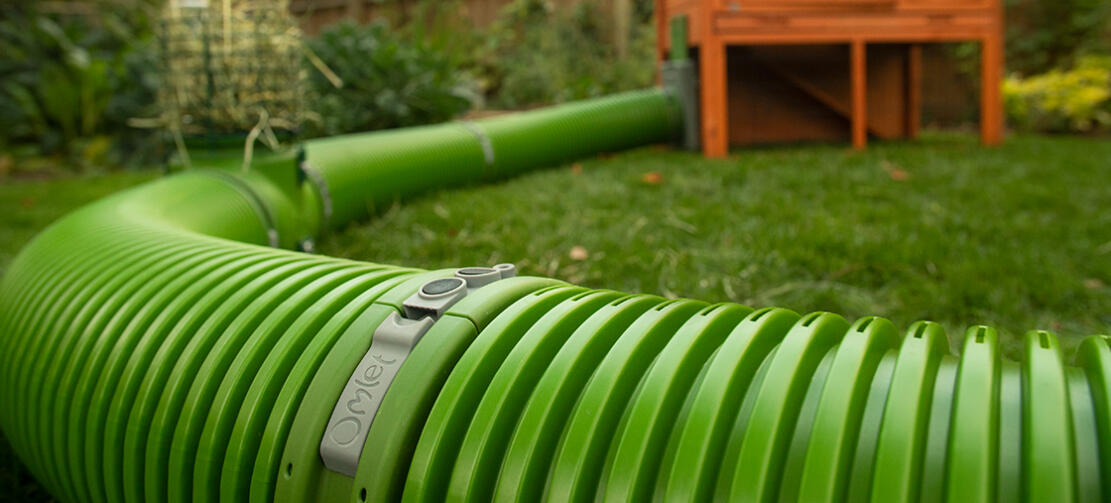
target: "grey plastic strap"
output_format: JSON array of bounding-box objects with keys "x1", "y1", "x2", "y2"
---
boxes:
[
  {"x1": 203, "y1": 171, "x2": 281, "y2": 247},
  {"x1": 320, "y1": 263, "x2": 517, "y2": 477},
  {"x1": 460, "y1": 121, "x2": 495, "y2": 167},
  {"x1": 319, "y1": 313, "x2": 435, "y2": 476},
  {"x1": 300, "y1": 161, "x2": 334, "y2": 225},
  {"x1": 661, "y1": 59, "x2": 701, "y2": 151}
]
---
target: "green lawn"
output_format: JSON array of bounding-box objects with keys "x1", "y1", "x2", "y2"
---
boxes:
[
  {"x1": 0, "y1": 131, "x2": 1109, "y2": 498},
  {"x1": 318, "y1": 132, "x2": 1111, "y2": 359},
  {"x1": 0, "y1": 171, "x2": 158, "y2": 277}
]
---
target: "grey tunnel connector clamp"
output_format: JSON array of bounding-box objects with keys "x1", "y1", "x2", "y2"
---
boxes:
[
  {"x1": 661, "y1": 59, "x2": 700, "y2": 152},
  {"x1": 459, "y1": 121, "x2": 496, "y2": 169},
  {"x1": 319, "y1": 263, "x2": 517, "y2": 476}
]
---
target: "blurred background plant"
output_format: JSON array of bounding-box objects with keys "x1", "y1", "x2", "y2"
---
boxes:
[
  {"x1": 0, "y1": 1, "x2": 161, "y2": 175},
  {"x1": 1005, "y1": 0, "x2": 1111, "y2": 76},
  {"x1": 303, "y1": 19, "x2": 477, "y2": 137},
  {"x1": 1004, "y1": 55, "x2": 1111, "y2": 133},
  {"x1": 941, "y1": 0, "x2": 1111, "y2": 131},
  {"x1": 302, "y1": 0, "x2": 659, "y2": 121},
  {"x1": 997, "y1": 0, "x2": 1111, "y2": 133},
  {"x1": 473, "y1": 0, "x2": 657, "y2": 108}
]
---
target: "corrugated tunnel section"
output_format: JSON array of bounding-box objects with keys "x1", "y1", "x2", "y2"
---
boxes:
[{"x1": 0, "y1": 89, "x2": 1108, "y2": 503}]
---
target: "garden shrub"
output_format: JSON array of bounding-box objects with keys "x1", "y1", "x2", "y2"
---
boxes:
[
  {"x1": 1005, "y1": 0, "x2": 1111, "y2": 76},
  {"x1": 303, "y1": 0, "x2": 658, "y2": 114},
  {"x1": 0, "y1": 2, "x2": 160, "y2": 172},
  {"x1": 943, "y1": 0, "x2": 1108, "y2": 122},
  {"x1": 303, "y1": 20, "x2": 477, "y2": 137},
  {"x1": 477, "y1": 0, "x2": 657, "y2": 109},
  {"x1": 1004, "y1": 55, "x2": 1111, "y2": 133}
]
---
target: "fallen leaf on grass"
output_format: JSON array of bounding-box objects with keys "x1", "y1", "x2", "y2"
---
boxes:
[
  {"x1": 1084, "y1": 278, "x2": 1105, "y2": 290},
  {"x1": 571, "y1": 163, "x2": 582, "y2": 174},
  {"x1": 569, "y1": 245, "x2": 589, "y2": 261},
  {"x1": 641, "y1": 171, "x2": 663, "y2": 185},
  {"x1": 882, "y1": 161, "x2": 909, "y2": 181},
  {"x1": 433, "y1": 203, "x2": 451, "y2": 220},
  {"x1": 20, "y1": 197, "x2": 35, "y2": 209}
]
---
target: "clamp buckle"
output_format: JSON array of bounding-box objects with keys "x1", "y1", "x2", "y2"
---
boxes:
[{"x1": 319, "y1": 264, "x2": 516, "y2": 476}]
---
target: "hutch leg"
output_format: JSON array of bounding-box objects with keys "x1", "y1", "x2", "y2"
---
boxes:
[
  {"x1": 905, "y1": 44, "x2": 922, "y2": 139},
  {"x1": 655, "y1": 0, "x2": 668, "y2": 63},
  {"x1": 700, "y1": 39, "x2": 729, "y2": 157},
  {"x1": 980, "y1": 34, "x2": 1004, "y2": 145},
  {"x1": 851, "y1": 40, "x2": 868, "y2": 150}
]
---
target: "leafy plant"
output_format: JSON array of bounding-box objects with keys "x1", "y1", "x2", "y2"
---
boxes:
[
  {"x1": 477, "y1": 0, "x2": 657, "y2": 109},
  {"x1": 0, "y1": 2, "x2": 160, "y2": 171},
  {"x1": 303, "y1": 20, "x2": 476, "y2": 137},
  {"x1": 1004, "y1": 56, "x2": 1111, "y2": 132},
  {"x1": 1005, "y1": 0, "x2": 1111, "y2": 75}
]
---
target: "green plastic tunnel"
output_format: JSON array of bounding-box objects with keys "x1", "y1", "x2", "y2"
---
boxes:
[{"x1": 0, "y1": 88, "x2": 1108, "y2": 503}]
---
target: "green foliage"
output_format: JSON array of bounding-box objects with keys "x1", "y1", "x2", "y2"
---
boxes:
[
  {"x1": 0, "y1": 2, "x2": 160, "y2": 172},
  {"x1": 395, "y1": 0, "x2": 481, "y2": 70},
  {"x1": 303, "y1": 20, "x2": 476, "y2": 137},
  {"x1": 301, "y1": 0, "x2": 659, "y2": 115},
  {"x1": 1006, "y1": 0, "x2": 1111, "y2": 75},
  {"x1": 1005, "y1": 56, "x2": 1111, "y2": 133},
  {"x1": 477, "y1": 0, "x2": 657, "y2": 108}
]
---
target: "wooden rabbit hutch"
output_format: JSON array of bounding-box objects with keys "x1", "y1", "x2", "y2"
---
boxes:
[{"x1": 655, "y1": 0, "x2": 1004, "y2": 157}]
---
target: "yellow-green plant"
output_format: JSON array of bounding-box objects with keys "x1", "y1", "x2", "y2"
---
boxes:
[{"x1": 1004, "y1": 55, "x2": 1111, "y2": 132}]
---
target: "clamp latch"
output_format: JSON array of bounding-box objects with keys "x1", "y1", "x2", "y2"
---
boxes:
[{"x1": 319, "y1": 264, "x2": 516, "y2": 476}]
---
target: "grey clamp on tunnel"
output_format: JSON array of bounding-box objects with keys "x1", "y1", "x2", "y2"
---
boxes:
[{"x1": 319, "y1": 264, "x2": 518, "y2": 476}]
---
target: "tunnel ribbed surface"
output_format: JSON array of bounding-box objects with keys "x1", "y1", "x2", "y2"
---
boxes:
[
  {"x1": 0, "y1": 89, "x2": 1108, "y2": 502},
  {"x1": 356, "y1": 294, "x2": 1109, "y2": 503}
]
